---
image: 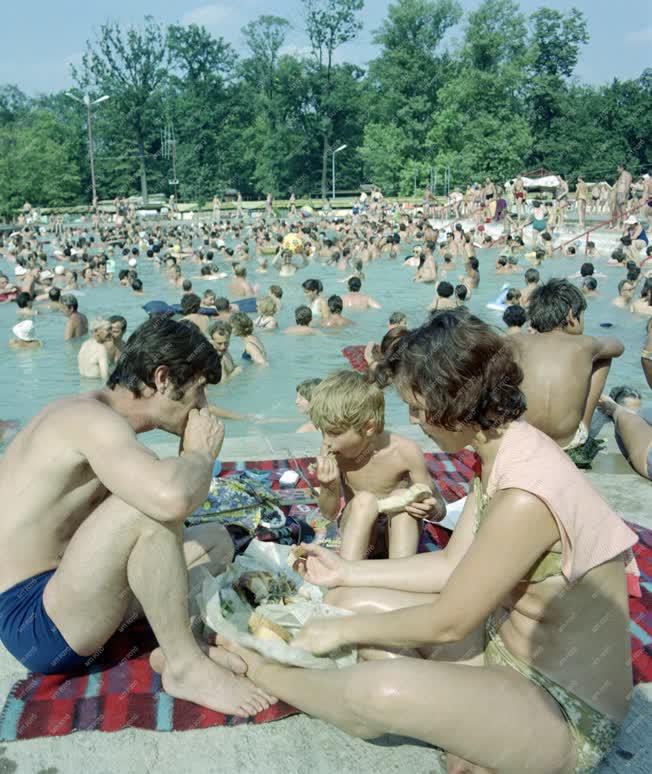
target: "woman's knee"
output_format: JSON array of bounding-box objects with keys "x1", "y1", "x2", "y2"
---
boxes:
[{"x1": 341, "y1": 669, "x2": 393, "y2": 739}]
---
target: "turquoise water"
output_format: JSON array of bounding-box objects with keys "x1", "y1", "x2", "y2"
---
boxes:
[{"x1": 1, "y1": 243, "x2": 649, "y2": 448}]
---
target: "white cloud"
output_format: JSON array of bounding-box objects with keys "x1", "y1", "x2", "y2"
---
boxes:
[
  {"x1": 182, "y1": 4, "x2": 232, "y2": 30},
  {"x1": 625, "y1": 27, "x2": 652, "y2": 45}
]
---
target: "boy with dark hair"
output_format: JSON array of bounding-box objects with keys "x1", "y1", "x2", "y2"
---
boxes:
[
  {"x1": 180, "y1": 293, "x2": 209, "y2": 335},
  {"x1": 341, "y1": 277, "x2": 381, "y2": 310},
  {"x1": 285, "y1": 305, "x2": 319, "y2": 336},
  {"x1": 428, "y1": 281, "x2": 457, "y2": 311},
  {"x1": 322, "y1": 295, "x2": 353, "y2": 328},
  {"x1": 512, "y1": 279, "x2": 624, "y2": 464},
  {"x1": 521, "y1": 267, "x2": 540, "y2": 307},
  {"x1": 503, "y1": 304, "x2": 527, "y2": 334}
]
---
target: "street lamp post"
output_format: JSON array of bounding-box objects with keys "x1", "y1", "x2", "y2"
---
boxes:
[
  {"x1": 331, "y1": 144, "x2": 347, "y2": 201},
  {"x1": 66, "y1": 93, "x2": 109, "y2": 206}
]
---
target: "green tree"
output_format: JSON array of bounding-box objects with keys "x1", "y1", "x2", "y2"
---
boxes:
[
  {"x1": 74, "y1": 17, "x2": 169, "y2": 203},
  {"x1": 366, "y1": 0, "x2": 462, "y2": 164},
  {"x1": 527, "y1": 8, "x2": 588, "y2": 136},
  {"x1": 302, "y1": 0, "x2": 365, "y2": 198},
  {"x1": 167, "y1": 23, "x2": 236, "y2": 200}
]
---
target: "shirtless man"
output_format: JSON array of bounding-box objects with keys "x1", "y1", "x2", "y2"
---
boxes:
[
  {"x1": 521, "y1": 268, "x2": 540, "y2": 308},
  {"x1": 322, "y1": 295, "x2": 353, "y2": 328},
  {"x1": 427, "y1": 281, "x2": 458, "y2": 312},
  {"x1": 511, "y1": 279, "x2": 624, "y2": 449},
  {"x1": 208, "y1": 320, "x2": 240, "y2": 382},
  {"x1": 613, "y1": 165, "x2": 632, "y2": 227},
  {"x1": 78, "y1": 319, "x2": 114, "y2": 380},
  {"x1": 180, "y1": 294, "x2": 210, "y2": 335},
  {"x1": 285, "y1": 306, "x2": 320, "y2": 336},
  {"x1": 61, "y1": 293, "x2": 88, "y2": 341},
  {"x1": 575, "y1": 177, "x2": 588, "y2": 229},
  {"x1": 228, "y1": 265, "x2": 256, "y2": 299},
  {"x1": 0, "y1": 318, "x2": 271, "y2": 716},
  {"x1": 341, "y1": 277, "x2": 381, "y2": 310},
  {"x1": 612, "y1": 279, "x2": 635, "y2": 309},
  {"x1": 513, "y1": 174, "x2": 525, "y2": 219}
]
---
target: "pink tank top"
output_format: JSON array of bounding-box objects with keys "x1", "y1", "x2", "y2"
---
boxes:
[{"x1": 485, "y1": 421, "x2": 637, "y2": 584}]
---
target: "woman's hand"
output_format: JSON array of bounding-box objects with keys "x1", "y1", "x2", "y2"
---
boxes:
[
  {"x1": 291, "y1": 617, "x2": 347, "y2": 655},
  {"x1": 292, "y1": 544, "x2": 350, "y2": 588}
]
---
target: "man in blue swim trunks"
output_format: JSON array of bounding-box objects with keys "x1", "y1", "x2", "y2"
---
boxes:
[{"x1": 0, "y1": 317, "x2": 273, "y2": 718}]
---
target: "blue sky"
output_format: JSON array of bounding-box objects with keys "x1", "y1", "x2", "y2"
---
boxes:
[{"x1": 1, "y1": 0, "x2": 650, "y2": 95}]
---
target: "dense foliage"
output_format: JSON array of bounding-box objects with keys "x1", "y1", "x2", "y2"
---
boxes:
[{"x1": 0, "y1": 0, "x2": 650, "y2": 212}]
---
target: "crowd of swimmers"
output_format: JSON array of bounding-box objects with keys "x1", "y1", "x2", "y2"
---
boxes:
[{"x1": 0, "y1": 164, "x2": 651, "y2": 773}]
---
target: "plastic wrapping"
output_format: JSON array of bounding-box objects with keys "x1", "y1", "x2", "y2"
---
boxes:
[{"x1": 198, "y1": 541, "x2": 357, "y2": 669}]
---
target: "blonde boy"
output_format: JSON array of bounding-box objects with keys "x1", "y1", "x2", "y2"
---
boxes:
[
  {"x1": 310, "y1": 371, "x2": 445, "y2": 560},
  {"x1": 295, "y1": 378, "x2": 322, "y2": 433}
]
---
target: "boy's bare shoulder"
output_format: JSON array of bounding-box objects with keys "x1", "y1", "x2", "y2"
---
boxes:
[{"x1": 385, "y1": 432, "x2": 423, "y2": 460}]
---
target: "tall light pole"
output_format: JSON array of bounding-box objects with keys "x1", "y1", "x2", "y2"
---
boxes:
[
  {"x1": 331, "y1": 144, "x2": 347, "y2": 201},
  {"x1": 66, "y1": 93, "x2": 109, "y2": 206}
]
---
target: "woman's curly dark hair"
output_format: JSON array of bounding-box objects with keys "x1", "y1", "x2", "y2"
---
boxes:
[{"x1": 372, "y1": 308, "x2": 526, "y2": 431}]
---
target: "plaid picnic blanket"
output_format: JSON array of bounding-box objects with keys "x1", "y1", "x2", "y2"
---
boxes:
[{"x1": 2, "y1": 451, "x2": 649, "y2": 742}]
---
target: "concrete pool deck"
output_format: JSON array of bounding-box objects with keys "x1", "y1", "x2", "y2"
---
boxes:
[{"x1": 1, "y1": 428, "x2": 650, "y2": 774}]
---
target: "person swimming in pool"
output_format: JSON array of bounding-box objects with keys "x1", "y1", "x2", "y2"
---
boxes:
[
  {"x1": 0, "y1": 317, "x2": 274, "y2": 716},
  {"x1": 284, "y1": 305, "x2": 321, "y2": 336},
  {"x1": 230, "y1": 312, "x2": 268, "y2": 363}
]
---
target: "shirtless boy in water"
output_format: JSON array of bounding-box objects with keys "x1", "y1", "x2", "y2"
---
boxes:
[
  {"x1": 0, "y1": 318, "x2": 272, "y2": 717},
  {"x1": 309, "y1": 371, "x2": 445, "y2": 560},
  {"x1": 511, "y1": 279, "x2": 624, "y2": 449}
]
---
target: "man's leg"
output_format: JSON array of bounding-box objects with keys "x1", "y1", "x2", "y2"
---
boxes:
[
  {"x1": 43, "y1": 495, "x2": 272, "y2": 716},
  {"x1": 600, "y1": 397, "x2": 652, "y2": 480}
]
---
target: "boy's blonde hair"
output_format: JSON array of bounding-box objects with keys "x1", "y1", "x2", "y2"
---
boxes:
[{"x1": 309, "y1": 370, "x2": 385, "y2": 435}]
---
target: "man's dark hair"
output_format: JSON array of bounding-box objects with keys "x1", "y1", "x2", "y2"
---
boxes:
[
  {"x1": 528, "y1": 279, "x2": 587, "y2": 332},
  {"x1": 270, "y1": 285, "x2": 283, "y2": 298},
  {"x1": 580, "y1": 262, "x2": 594, "y2": 277},
  {"x1": 455, "y1": 284, "x2": 468, "y2": 301},
  {"x1": 109, "y1": 314, "x2": 127, "y2": 334},
  {"x1": 61, "y1": 294, "x2": 78, "y2": 311},
  {"x1": 48, "y1": 287, "x2": 61, "y2": 302},
  {"x1": 15, "y1": 292, "x2": 31, "y2": 308},
  {"x1": 469, "y1": 257, "x2": 479, "y2": 271},
  {"x1": 327, "y1": 294, "x2": 343, "y2": 314},
  {"x1": 437, "y1": 281, "x2": 454, "y2": 298},
  {"x1": 302, "y1": 279, "x2": 323, "y2": 294},
  {"x1": 503, "y1": 304, "x2": 527, "y2": 328},
  {"x1": 348, "y1": 277, "x2": 362, "y2": 292},
  {"x1": 214, "y1": 296, "x2": 230, "y2": 312},
  {"x1": 108, "y1": 317, "x2": 220, "y2": 396},
  {"x1": 524, "y1": 268, "x2": 540, "y2": 284},
  {"x1": 182, "y1": 279, "x2": 192, "y2": 292},
  {"x1": 181, "y1": 293, "x2": 201, "y2": 315},
  {"x1": 131, "y1": 279, "x2": 143, "y2": 292},
  {"x1": 627, "y1": 268, "x2": 641, "y2": 282},
  {"x1": 295, "y1": 305, "x2": 312, "y2": 326},
  {"x1": 583, "y1": 277, "x2": 598, "y2": 291},
  {"x1": 389, "y1": 311, "x2": 407, "y2": 325}
]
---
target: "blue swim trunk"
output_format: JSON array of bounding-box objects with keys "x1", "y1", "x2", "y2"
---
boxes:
[{"x1": 0, "y1": 570, "x2": 90, "y2": 674}]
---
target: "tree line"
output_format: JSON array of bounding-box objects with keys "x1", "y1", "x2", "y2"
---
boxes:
[{"x1": 0, "y1": 0, "x2": 650, "y2": 214}]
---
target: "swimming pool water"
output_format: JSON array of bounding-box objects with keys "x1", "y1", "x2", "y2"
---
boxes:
[{"x1": 1, "y1": 241, "x2": 649, "y2": 449}]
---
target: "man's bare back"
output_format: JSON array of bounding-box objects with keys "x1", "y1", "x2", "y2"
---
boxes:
[{"x1": 511, "y1": 332, "x2": 622, "y2": 446}]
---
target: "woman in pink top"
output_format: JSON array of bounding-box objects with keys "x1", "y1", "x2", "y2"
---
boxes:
[{"x1": 206, "y1": 309, "x2": 636, "y2": 774}]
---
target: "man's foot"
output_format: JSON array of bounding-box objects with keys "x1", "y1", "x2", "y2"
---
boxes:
[
  {"x1": 213, "y1": 634, "x2": 277, "y2": 689},
  {"x1": 149, "y1": 647, "x2": 274, "y2": 718}
]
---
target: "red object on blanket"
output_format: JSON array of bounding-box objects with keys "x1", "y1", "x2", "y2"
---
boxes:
[
  {"x1": 0, "y1": 621, "x2": 298, "y2": 741},
  {"x1": 342, "y1": 345, "x2": 368, "y2": 373}
]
